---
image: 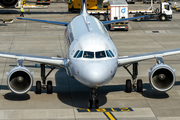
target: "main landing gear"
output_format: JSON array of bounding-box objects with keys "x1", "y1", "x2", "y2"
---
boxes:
[
  {"x1": 88, "y1": 88, "x2": 99, "y2": 109},
  {"x1": 123, "y1": 63, "x2": 143, "y2": 93},
  {"x1": 36, "y1": 64, "x2": 56, "y2": 94}
]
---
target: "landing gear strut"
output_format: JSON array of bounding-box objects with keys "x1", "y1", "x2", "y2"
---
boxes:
[
  {"x1": 88, "y1": 88, "x2": 99, "y2": 109},
  {"x1": 36, "y1": 64, "x2": 55, "y2": 94},
  {"x1": 123, "y1": 63, "x2": 143, "y2": 93}
]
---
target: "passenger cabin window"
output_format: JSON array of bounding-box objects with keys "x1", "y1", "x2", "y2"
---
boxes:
[
  {"x1": 96, "y1": 51, "x2": 106, "y2": 58},
  {"x1": 73, "y1": 50, "x2": 80, "y2": 58},
  {"x1": 83, "y1": 51, "x2": 94, "y2": 58}
]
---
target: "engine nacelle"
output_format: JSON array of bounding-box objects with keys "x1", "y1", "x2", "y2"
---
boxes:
[
  {"x1": 149, "y1": 64, "x2": 175, "y2": 92},
  {"x1": 7, "y1": 66, "x2": 33, "y2": 94},
  {"x1": 0, "y1": 0, "x2": 18, "y2": 7}
]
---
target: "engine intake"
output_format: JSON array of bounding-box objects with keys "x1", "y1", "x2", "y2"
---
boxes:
[
  {"x1": 0, "y1": 0, "x2": 18, "y2": 7},
  {"x1": 149, "y1": 64, "x2": 175, "y2": 92},
  {"x1": 7, "y1": 67, "x2": 33, "y2": 94}
]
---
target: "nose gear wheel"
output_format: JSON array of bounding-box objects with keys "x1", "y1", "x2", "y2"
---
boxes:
[{"x1": 88, "y1": 88, "x2": 99, "y2": 109}]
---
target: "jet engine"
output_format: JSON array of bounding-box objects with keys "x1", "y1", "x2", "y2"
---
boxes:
[
  {"x1": 0, "y1": 0, "x2": 18, "y2": 7},
  {"x1": 7, "y1": 66, "x2": 33, "y2": 94},
  {"x1": 149, "y1": 64, "x2": 175, "y2": 92}
]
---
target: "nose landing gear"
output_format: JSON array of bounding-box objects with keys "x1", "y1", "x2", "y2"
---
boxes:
[{"x1": 88, "y1": 88, "x2": 99, "y2": 109}]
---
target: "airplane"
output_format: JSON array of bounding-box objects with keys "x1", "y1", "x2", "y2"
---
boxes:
[{"x1": 0, "y1": 0, "x2": 179, "y2": 109}]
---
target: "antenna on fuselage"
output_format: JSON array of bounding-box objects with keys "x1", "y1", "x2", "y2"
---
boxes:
[{"x1": 81, "y1": 0, "x2": 88, "y2": 15}]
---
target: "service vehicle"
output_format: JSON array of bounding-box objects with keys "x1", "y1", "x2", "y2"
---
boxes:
[
  {"x1": 126, "y1": 0, "x2": 135, "y2": 4},
  {"x1": 171, "y1": 2, "x2": 180, "y2": 11},
  {"x1": 0, "y1": 19, "x2": 13, "y2": 24},
  {"x1": 129, "y1": 1, "x2": 172, "y2": 21},
  {"x1": 87, "y1": 0, "x2": 110, "y2": 20},
  {"x1": 68, "y1": 0, "x2": 102, "y2": 12},
  {"x1": 36, "y1": 0, "x2": 50, "y2": 5},
  {"x1": 15, "y1": 0, "x2": 49, "y2": 8},
  {"x1": 108, "y1": 0, "x2": 129, "y2": 31},
  {"x1": 87, "y1": 0, "x2": 129, "y2": 31},
  {"x1": 143, "y1": 0, "x2": 154, "y2": 4}
]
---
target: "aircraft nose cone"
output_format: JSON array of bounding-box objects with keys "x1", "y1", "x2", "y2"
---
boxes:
[{"x1": 83, "y1": 63, "x2": 108, "y2": 85}]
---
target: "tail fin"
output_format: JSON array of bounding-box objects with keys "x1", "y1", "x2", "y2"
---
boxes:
[{"x1": 81, "y1": 0, "x2": 87, "y2": 14}]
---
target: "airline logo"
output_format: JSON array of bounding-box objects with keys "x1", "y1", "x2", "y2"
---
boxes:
[{"x1": 121, "y1": 8, "x2": 126, "y2": 13}]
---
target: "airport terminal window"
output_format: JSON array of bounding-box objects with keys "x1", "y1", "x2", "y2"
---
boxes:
[
  {"x1": 77, "y1": 51, "x2": 83, "y2": 58},
  {"x1": 73, "y1": 50, "x2": 80, "y2": 58},
  {"x1": 106, "y1": 50, "x2": 112, "y2": 57},
  {"x1": 83, "y1": 51, "x2": 94, "y2": 58},
  {"x1": 109, "y1": 50, "x2": 115, "y2": 57},
  {"x1": 96, "y1": 51, "x2": 106, "y2": 58}
]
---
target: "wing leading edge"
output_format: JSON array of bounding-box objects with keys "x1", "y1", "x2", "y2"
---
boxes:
[
  {"x1": 17, "y1": 17, "x2": 69, "y2": 26},
  {"x1": 0, "y1": 52, "x2": 64, "y2": 67},
  {"x1": 118, "y1": 49, "x2": 180, "y2": 66},
  {"x1": 17, "y1": 15, "x2": 148, "y2": 26}
]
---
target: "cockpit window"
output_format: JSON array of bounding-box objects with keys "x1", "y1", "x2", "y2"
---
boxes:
[
  {"x1": 74, "y1": 50, "x2": 114, "y2": 59},
  {"x1": 83, "y1": 51, "x2": 94, "y2": 58},
  {"x1": 106, "y1": 50, "x2": 112, "y2": 57},
  {"x1": 96, "y1": 51, "x2": 106, "y2": 58},
  {"x1": 109, "y1": 50, "x2": 115, "y2": 57},
  {"x1": 73, "y1": 50, "x2": 80, "y2": 58},
  {"x1": 77, "y1": 51, "x2": 83, "y2": 58}
]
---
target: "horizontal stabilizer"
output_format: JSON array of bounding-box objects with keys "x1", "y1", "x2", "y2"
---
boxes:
[
  {"x1": 17, "y1": 17, "x2": 68, "y2": 26},
  {"x1": 102, "y1": 15, "x2": 149, "y2": 25}
]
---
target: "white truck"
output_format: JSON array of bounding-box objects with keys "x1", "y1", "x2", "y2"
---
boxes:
[
  {"x1": 129, "y1": 2, "x2": 172, "y2": 21},
  {"x1": 108, "y1": 0, "x2": 129, "y2": 31}
]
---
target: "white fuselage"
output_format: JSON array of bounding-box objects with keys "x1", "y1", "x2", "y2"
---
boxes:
[{"x1": 64, "y1": 13, "x2": 118, "y2": 88}]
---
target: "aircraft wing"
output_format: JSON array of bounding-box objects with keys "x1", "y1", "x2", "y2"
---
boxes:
[
  {"x1": 102, "y1": 15, "x2": 149, "y2": 25},
  {"x1": 118, "y1": 49, "x2": 180, "y2": 66},
  {"x1": 0, "y1": 52, "x2": 64, "y2": 67},
  {"x1": 17, "y1": 17, "x2": 68, "y2": 26}
]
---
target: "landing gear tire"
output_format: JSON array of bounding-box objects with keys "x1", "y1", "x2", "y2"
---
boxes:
[
  {"x1": 137, "y1": 79, "x2": 143, "y2": 92},
  {"x1": 160, "y1": 15, "x2": 167, "y2": 21},
  {"x1": 126, "y1": 79, "x2": 132, "y2": 93},
  {"x1": 124, "y1": 28, "x2": 128, "y2": 31},
  {"x1": 88, "y1": 99, "x2": 93, "y2": 109},
  {"x1": 135, "y1": 13, "x2": 142, "y2": 22},
  {"x1": 95, "y1": 99, "x2": 99, "y2": 109},
  {"x1": 136, "y1": 18, "x2": 142, "y2": 22},
  {"x1": 36, "y1": 81, "x2": 41, "y2": 94},
  {"x1": 47, "y1": 81, "x2": 53, "y2": 94}
]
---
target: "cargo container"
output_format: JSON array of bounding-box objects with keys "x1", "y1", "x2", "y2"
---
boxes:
[{"x1": 108, "y1": 0, "x2": 129, "y2": 31}]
